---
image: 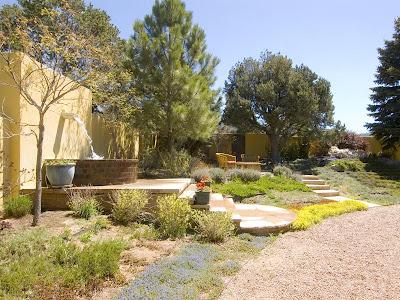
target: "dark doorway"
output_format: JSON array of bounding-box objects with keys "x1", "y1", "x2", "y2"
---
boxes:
[{"x1": 232, "y1": 134, "x2": 245, "y2": 161}]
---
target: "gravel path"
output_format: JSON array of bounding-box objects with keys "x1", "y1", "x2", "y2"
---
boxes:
[{"x1": 221, "y1": 205, "x2": 400, "y2": 300}]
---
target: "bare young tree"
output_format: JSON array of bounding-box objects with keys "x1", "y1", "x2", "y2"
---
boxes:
[{"x1": 0, "y1": 1, "x2": 115, "y2": 225}]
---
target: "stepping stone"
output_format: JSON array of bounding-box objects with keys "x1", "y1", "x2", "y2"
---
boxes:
[
  {"x1": 178, "y1": 183, "x2": 196, "y2": 200},
  {"x1": 307, "y1": 184, "x2": 330, "y2": 190},
  {"x1": 313, "y1": 189, "x2": 340, "y2": 197},
  {"x1": 210, "y1": 207, "x2": 227, "y2": 213},
  {"x1": 323, "y1": 196, "x2": 351, "y2": 201},
  {"x1": 302, "y1": 175, "x2": 320, "y2": 180},
  {"x1": 302, "y1": 179, "x2": 326, "y2": 185},
  {"x1": 234, "y1": 204, "x2": 296, "y2": 235}
]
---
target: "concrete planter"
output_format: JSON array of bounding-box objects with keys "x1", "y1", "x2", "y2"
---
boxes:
[
  {"x1": 46, "y1": 164, "x2": 75, "y2": 187},
  {"x1": 195, "y1": 191, "x2": 211, "y2": 205}
]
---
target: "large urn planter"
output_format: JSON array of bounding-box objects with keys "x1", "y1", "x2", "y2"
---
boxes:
[{"x1": 45, "y1": 160, "x2": 76, "y2": 188}]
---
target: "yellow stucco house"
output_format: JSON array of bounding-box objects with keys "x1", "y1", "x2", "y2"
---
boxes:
[{"x1": 0, "y1": 52, "x2": 138, "y2": 207}]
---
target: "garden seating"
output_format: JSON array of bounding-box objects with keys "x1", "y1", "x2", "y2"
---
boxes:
[
  {"x1": 216, "y1": 153, "x2": 237, "y2": 169},
  {"x1": 241, "y1": 154, "x2": 260, "y2": 162},
  {"x1": 216, "y1": 152, "x2": 261, "y2": 171}
]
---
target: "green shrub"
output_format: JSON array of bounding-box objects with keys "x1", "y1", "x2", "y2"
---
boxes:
[
  {"x1": 329, "y1": 159, "x2": 365, "y2": 172},
  {"x1": 157, "y1": 195, "x2": 192, "y2": 238},
  {"x1": 292, "y1": 200, "x2": 368, "y2": 230},
  {"x1": 77, "y1": 240, "x2": 125, "y2": 280},
  {"x1": 193, "y1": 212, "x2": 235, "y2": 243},
  {"x1": 191, "y1": 167, "x2": 226, "y2": 183},
  {"x1": 226, "y1": 168, "x2": 261, "y2": 182},
  {"x1": 111, "y1": 190, "x2": 149, "y2": 225},
  {"x1": 160, "y1": 149, "x2": 191, "y2": 177},
  {"x1": 191, "y1": 168, "x2": 210, "y2": 182},
  {"x1": 212, "y1": 176, "x2": 310, "y2": 199},
  {"x1": 209, "y1": 168, "x2": 226, "y2": 183},
  {"x1": 273, "y1": 165, "x2": 293, "y2": 177},
  {"x1": 0, "y1": 229, "x2": 124, "y2": 299},
  {"x1": 68, "y1": 191, "x2": 101, "y2": 220},
  {"x1": 130, "y1": 223, "x2": 159, "y2": 240},
  {"x1": 4, "y1": 195, "x2": 32, "y2": 218},
  {"x1": 91, "y1": 217, "x2": 111, "y2": 233}
]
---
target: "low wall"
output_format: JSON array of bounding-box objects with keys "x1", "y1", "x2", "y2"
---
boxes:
[{"x1": 73, "y1": 159, "x2": 138, "y2": 186}]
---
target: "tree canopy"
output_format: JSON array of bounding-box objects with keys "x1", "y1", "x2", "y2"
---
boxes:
[
  {"x1": 127, "y1": 0, "x2": 220, "y2": 152},
  {"x1": 0, "y1": 0, "x2": 127, "y2": 225},
  {"x1": 223, "y1": 51, "x2": 334, "y2": 161},
  {"x1": 367, "y1": 17, "x2": 400, "y2": 150}
]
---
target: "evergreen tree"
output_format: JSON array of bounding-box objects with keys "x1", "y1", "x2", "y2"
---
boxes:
[
  {"x1": 223, "y1": 51, "x2": 334, "y2": 161},
  {"x1": 127, "y1": 0, "x2": 220, "y2": 152},
  {"x1": 367, "y1": 18, "x2": 400, "y2": 150}
]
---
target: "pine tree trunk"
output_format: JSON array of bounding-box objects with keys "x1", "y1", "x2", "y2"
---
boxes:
[
  {"x1": 269, "y1": 133, "x2": 281, "y2": 163},
  {"x1": 166, "y1": 101, "x2": 174, "y2": 153},
  {"x1": 32, "y1": 115, "x2": 44, "y2": 226}
]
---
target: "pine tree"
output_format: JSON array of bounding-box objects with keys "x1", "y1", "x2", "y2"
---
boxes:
[
  {"x1": 223, "y1": 51, "x2": 334, "y2": 162},
  {"x1": 367, "y1": 18, "x2": 400, "y2": 150},
  {"x1": 127, "y1": 0, "x2": 220, "y2": 152}
]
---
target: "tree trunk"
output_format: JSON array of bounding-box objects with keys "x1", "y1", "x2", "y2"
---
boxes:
[
  {"x1": 166, "y1": 101, "x2": 174, "y2": 153},
  {"x1": 32, "y1": 115, "x2": 44, "y2": 226},
  {"x1": 269, "y1": 133, "x2": 281, "y2": 163}
]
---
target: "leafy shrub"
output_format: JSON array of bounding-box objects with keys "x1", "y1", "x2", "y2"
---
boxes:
[
  {"x1": 329, "y1": 159, "x2": 365, "y2": 172},
  {"x1": 160, "y1": 149, "x2": 191, "y2": 177},
  {"x1": 273, "y1": 165, "x2": 293, "y2": 177},
  {"x1": 91, "y1": 217, "x2": 111, "y2": 233},
  {"x1": 212, "y1": 176, "x2": 310, "y2": 199},
  {"x1": 209, "y1": 168, "x2": 226, "y2": 183},
  {"x1": 191, "y1": 168, "x2": 210, "y2": 182},
  {"x1": 111, "y1": 190, "x2": 149, "y2": 225},
  {"x1": 157, "y1": 195, "x2": 192, "y2": 238},
  {"x1": 130, "y1": 223, "x2": 159, "y2": 240},
  {"x1": 292, "y1": 200, "x2": 368, "y2": 230},
  {"x1": 138, "y1": 148, "x2": 159, "y2": 171},
  {"x1": 191, "y1": 167, "x2": 226, "y2": 183},
  {"x1": 337, "y1": 132, "x2": 367, "y2": 150},
  {"x1": 68, "y1": 191, "x2": 101, "y2": 219},
  {"x1": 77, "y1": 240, "x2": 125, "y2": 280},
  {"x1": 0, "y1": 229, "x2": 124, "y2": 299},
  {"x1": 193, "y1": 212, "x2": 235, "y2": 243},
  {"x1": 226, "y1": 168, "x2": 261, "y2": 182},
  {"x1": 4, "y1": 195, "x2": 32, "y2": 218}
]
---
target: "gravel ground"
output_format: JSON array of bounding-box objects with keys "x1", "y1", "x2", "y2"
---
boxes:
[{"x1": 221, "y1": 205, "x2": 400, "y2": 300}]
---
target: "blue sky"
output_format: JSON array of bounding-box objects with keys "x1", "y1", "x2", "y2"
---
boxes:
[{"x1": 2, "y1": 0, "x2": 399, "y2": 133}]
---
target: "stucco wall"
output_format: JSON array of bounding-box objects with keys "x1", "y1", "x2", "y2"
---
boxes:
[
  {"x1": 0, "y1": 52, "x2": 92, "y2": 195},
  {"x1": 245, "y1": 133, "x2": 269, "y2": 157},
  {"x1": 92, "y1": 115, "x2": 139, "y2": 159}
]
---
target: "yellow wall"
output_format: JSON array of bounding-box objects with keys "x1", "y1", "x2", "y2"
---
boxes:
[
  {"x1": 245, "y1": 133, "x2": 269, "y2": 157},
  {"x1": 0, "y1": 52, "x2": 92, "y2": 194},
  {"x1": 0, "y1": 53, "x2": 22, "y2": 197},
  {"x1": 0, "y1": 52, "x2": 140, "y2": 205},
  {"x1": 92, "y1": 115, "x2": 139, "y2": 159}
]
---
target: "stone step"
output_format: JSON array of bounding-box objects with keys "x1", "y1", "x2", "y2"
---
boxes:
[
  {"x1": 306, "y1": 184, "x2": 330, "y2": 190},
  {"x1": 313, "y1": 189, "x2": 340, "y2": 197},
  {"x1": 302, "y1": 179, "x2": 326, "y2": 185},
  {"x1": 302, "y1": 175, "x2": 320, "y2": 180},
  {"x1": 178, "y1": 183, "x2": 196, "y2": 199}
]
